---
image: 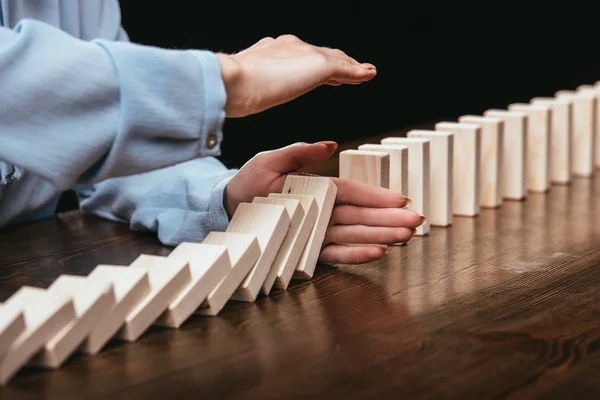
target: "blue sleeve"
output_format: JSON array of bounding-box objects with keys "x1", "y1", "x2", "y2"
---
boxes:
[
  {"x1": 0, "y1": 18, "x2": 226, "y2": 192},
  {"x1": 75, "y1": 158, "x2": 237, "y2": 246}
]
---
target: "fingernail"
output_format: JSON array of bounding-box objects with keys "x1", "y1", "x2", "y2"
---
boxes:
[
  {"x1": 419, "y1": 214, "x2": 427, "y2": 224},
  {"x1": 316, "y1": 141, "x2": 338, "y2": 153},
  {"x1": 404, "y1": 197, "x2": 412, "y2": 207}
]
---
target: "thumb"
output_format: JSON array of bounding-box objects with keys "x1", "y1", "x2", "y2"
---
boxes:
[{"x1": 255, "y1": 141, "x2": 338, "y2": 173}]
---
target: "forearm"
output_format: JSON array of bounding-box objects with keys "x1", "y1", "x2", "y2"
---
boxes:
[
  {"x1": 75, "y1": 158, "x2": 236, "y2": 246},
  {"x1": 0, "y1": 19, "x2": 226, "y2": 191}
]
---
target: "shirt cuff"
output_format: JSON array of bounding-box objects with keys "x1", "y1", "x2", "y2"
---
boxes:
[
  {"x1": 191, "y1": 50, "x2": 227, "y2": 157},
  {"x1": 208, "y1": 169, "x2": 237, "y2": 233}
]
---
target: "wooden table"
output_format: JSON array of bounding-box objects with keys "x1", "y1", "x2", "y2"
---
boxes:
[{"x1": 1, "y1": 173, "x2": 600, "y2": 399}]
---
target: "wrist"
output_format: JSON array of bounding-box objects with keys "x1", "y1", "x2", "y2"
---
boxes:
[{"x1": 216, "y1": 53, "x2": 242, "y2": 92}]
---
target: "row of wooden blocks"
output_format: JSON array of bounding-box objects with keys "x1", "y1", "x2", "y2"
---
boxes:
[
  {"x1": 340, "y1": 83, "x2": 600, "y2": 235},
  {"x1": 0, "y1": 175, "x2": 338, "y2": 385}
]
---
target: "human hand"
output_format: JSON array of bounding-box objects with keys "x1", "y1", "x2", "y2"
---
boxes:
[
  {"x1": 215, "y1": 35, "x2": 377, "y2": 118},
  {"x1": 224, "y1": 142, "x2": 425, "y2": 265}
]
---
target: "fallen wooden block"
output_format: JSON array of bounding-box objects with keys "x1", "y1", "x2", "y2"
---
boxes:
[
  {"x1": 29, "y1": 275, "x2": 115, "y2": 369},
  {"x1": 434, "y1": 122, "x2": 481, "y2": 217},
  {"x1": 0, "y1": 287, "x2": 75, "y2": 385},
  {"x1": 556, "y1": 89, "x2": 595, "y2": 177},
  {"x1": 80, "y1": 265, "x2": 150, "y2": 355},
  {"x1": 531, "y1": 96, "x2": 573, "y2": 184},
  {"x1": 227, "y1": 202, "x2": 291, "y2": 301},
  {"x1": 459, "y1": 115, "x2": 504, "y2": 208},
  {"x1": 380, "y1": 136, "x2": 430, "y2": 235},
  {"x1": 508, "y1": 103, "x2": 552, "y2": 193},
  {"x1": 483, "y1": 109, "x2": 528, "y2": 200},
  {"x1": 356, "y1": 143, "x2": 409, "y2": 199},
  {"x1": 406, "y1": 130, "x2": 454, "y2": 226},
  {"x1": 117, "y1": 255, "x2": 191, "y2": 341},
  {"x1": 199, "y1": 232, "x2": 261, "y2": 315},
  {"x1": 158, "y1": 243, "x2": 231, "y2": 326},
  {"x1": 0, "y1": 305, "x2": 26, "y2": 361},
  {"x1": 281, "y1": 175, "x2": 338, "y2": 279},
  {"x1": 339, "y1": 149, "x2": 390, "y2": 189}
]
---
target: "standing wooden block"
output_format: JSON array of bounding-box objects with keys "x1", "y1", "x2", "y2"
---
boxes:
[
  {"x1": 339, "y1": 149, "x2": 390, "y2": 189},
  {"x1": 159, "y1": 243, "x2": 231, "y2": 326},
  {"x1": 199, "y1": 232, "x2": 260, "y2": 315},
  {"x1": 80, "y1": 265, "x2": 150, "y2": 354},
  {"x1": 118, "y1": 255, "x2": 192, "y2": 341},
  {"x1": 434, "y1": 122, "x2": 481, "y2": 217},
  {"x1": 593, "y1": 81, "x2": 600, "y2": 168},
  {"x1": 258, "y1": 194, "x2": 318, "y2": 290},
  {"x1": 531, "y1": 97, "x2": 573, "y2": 184},
  {"x1": 0, "y1": 305, "x2": 25, "y2": 361},
  {"x1": 29, "y1": 276, "x2": 115, "y2": 368},
  {"x1": 556, "y1": 89, "x2": 595, "y2": 177},
  {"x1": 356, "y1": 144, "x2": 409, "y2": 198},
  {"x1": 281, "y1": 175, "x2": 338, "y2": 279},
  {"x1": 227, "y1": 202, "x2": 291, "y2": 301},
  {"x1": 508, "y1": 103, "x2": 552, "y2": 193},
  {"x1": 0, "y1": 287, "x2": 75, "y2": 385},
  {"x1": 459, "y1": 115, "x2": 504, "y2": 208},
  {"x1": 483, "y1": 109, "x2": 528, "y2": 200},
  {"x1": 406, "y1": 130, "x2": 454, "y2": 226},
  {"x1": 380, "y1": 137, "x2": 430, "y2": 235}
]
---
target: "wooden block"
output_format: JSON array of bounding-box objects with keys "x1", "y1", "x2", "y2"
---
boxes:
[
  {"x1": 29, "y1": 276, "x2": 116, "y2": 368},
  {"x1": 0, "y1": 305, "x2": 26, "y2": 361},
  {"x1": 356, "y1": 144, "x2": 409, "y2": 197},
  {"x1": 406, "y1": 130, "x2": 454, "y2": 226},
  {"x1": 531, "y1": 97, "x2": 573, "y2": 184},
  {"x1": 434, "y1": 122, "x2": 481, "y2": 217},
  {"x1": 281, "y1": 175, "x2": 338, "y2": 279},
  {"x1": 339, "y1": 149, "x2": 390, "y2": 188},
  {"x1": 255, "y1": 195, "x2": 317, "y2": 291},
  {"x1": 118, "y1": 255, "x2": 191, "y2": 341},
  {"x1": 483, "y1": 109, "x2": 528, "y2": 200},
  {"x1": 380, "y1": 137, "x2": 430, "y2": 235},
  {"x1": 459, "y1": 115, "x2": 504, "y2": 208},
  {"x1": 199, "y1": 232, "x2": 261, "y2": 315},
  {"x1": 507, "y1": 103, "x2": 552, "y2": 193},
  {"x1": 157, "y1": 243, "x2": 231, "y2": 326},
  {"x1": 0, "y1": 287, "x2": 75, "y2": 385},
  {"x1": 556, "y1": 89, "x2": 595, "y2": 177},
  {"x1": 227, "y1": 202, "x2": 291, "y2": 301},
  {"x1": 80, "y1": 265, "x2": 150, "y2": 354},
  {"x1": 580, "y1": 84, "x2": 600, "y2": 170}
]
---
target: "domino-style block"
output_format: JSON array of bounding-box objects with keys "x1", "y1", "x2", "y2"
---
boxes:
[
  {"x1": 339, "y1": 149, "x2": 390, "y2": 189},
  {"x1": 556, "y1": 89, "x2": 595, "y2": 177},
  {"x1": 531, "y1": 97, "x2": 573, "y2": 184},
  {"x1": 356, "y1": 143, "x2": 409, "y2": 199},
  {"x1": 257, "y1": 194, "x2": 318, "y2": 290},
  {"x1": 80, "y1": 265, "x2": 150, "y2": 354},
  {"x1": 281, "y1": 175, "x2": 338, "y2": 280},
  {"x1": 199, "y1": 232, "x2": 261, "y2": 315},
  {"x1": 434, "y1": 122, "x2": 481, "y2": 217},
  {"x1": 0, "y1": 305, "x2": 25, "y2": 361},
  {"x1": 118, "y1": 255, "x2": 191, "y2": 341},
  {"x1": 158, "y1": 243, "x2": 231, "y2": 326},
  {"x1": 228, "y1": 202, "x2": 291, "y2": 301},
  {"x1": 0, "y1": 287, "x2": 75, "y2": 385},
  {"x1": 30, "y1": 276, "x2": 115, "y2": 368},
  {"x1": 459, "y1": 115, "x2": 504, "y2": 208},
  {"x1": 380, "y1": 136, "x2": 430, "y2": 235},
  {"x1": 579, "y1": 84, "x2": 600, "y2": 170},
  {"x1": 483, "y1": 109, "x2": 528, "y2": 200},
  {"x1": 508, "y1": 103, "x2": 551, "y2": 193},
  {"x1": 406, "y1": 130, "x2": 454, "y2": 226}
]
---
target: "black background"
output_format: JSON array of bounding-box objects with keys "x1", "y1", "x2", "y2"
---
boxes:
[{"x1": 119, "y1": 1, "x2": 600, "y2": 169}]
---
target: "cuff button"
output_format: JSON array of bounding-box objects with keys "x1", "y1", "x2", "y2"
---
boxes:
[{"x1": 206, "y1": 134, "x2": 218, "y2": 149}]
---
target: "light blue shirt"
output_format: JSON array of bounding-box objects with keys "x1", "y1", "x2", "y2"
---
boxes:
[{"x1": 0, "y1": 0, "x2": 236, "y2": 245}]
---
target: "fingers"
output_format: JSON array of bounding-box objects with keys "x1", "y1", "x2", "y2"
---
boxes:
[
  {"x1": 317, "y1": 47, "x2": 377, "y2": 84},
  {"x1": 331, "y1": 205, "x2": 425, "y2": 228},
  {"x1": 331, "y1": 177, "x2": 410, "y2": 208},
  {"x1": 252, "y1": 142, "x2": 338, "y2": 174},
  {"x1": 325, "y1": 224, "x2": 415, "y2": 245},
  {"x1": 319, "y1": 244, "x2": 388, "y2": 265}
]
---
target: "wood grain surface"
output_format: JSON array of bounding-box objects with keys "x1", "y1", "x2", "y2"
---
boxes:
[{"x1": 0, "y1": 165, "x2": 599, "y2": 399}]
